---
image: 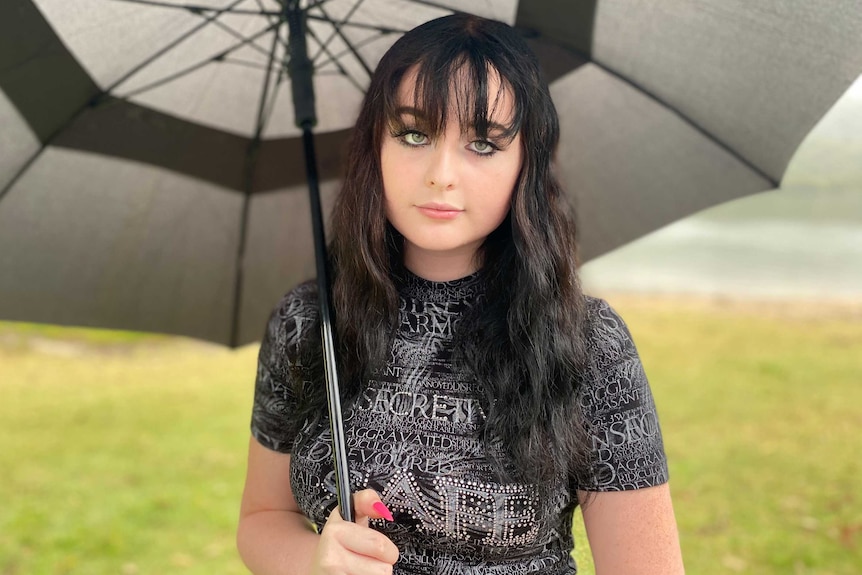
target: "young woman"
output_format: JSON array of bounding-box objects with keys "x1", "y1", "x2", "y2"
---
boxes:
[{"x1": 238, "y1": 13, "x2": 684, "y2": 575}]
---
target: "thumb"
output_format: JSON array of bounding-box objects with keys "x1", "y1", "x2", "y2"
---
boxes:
[{"x1": 352, "y1": 488, "x2": 395, "y2": 527}]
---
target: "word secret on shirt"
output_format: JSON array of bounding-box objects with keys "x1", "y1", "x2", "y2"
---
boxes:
[{"x1": 357, "y1": 385, "x2": 486, "y2": 425}]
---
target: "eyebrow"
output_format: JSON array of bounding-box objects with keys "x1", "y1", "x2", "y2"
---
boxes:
[{"x1": 393, "y1": 106, "x2": 510, "y2": 134}]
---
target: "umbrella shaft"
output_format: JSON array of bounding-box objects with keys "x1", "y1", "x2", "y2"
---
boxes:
[
  {"x1": 302, "y1": 126, "x2": 354, "y2": 523},
  {"x1": 286, "y1": 0, "x2": 317, "y2": 128}
]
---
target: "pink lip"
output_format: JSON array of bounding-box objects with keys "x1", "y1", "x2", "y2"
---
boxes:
[{"x1": 416, "y1": 202, "x2": 462, "y2": 220}]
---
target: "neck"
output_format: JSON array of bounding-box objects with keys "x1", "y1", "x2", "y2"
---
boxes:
[{"x1": 403, "y1": 244, "x2": 481, "y2": 282}]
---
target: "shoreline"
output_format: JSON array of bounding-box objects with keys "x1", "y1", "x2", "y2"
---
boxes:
[
  {"x1": 2, "y1": 291, "x2": 861, "y2": 356},
  {"x1": 589, "y1": 289, "x2": 862, "y2": 321}
]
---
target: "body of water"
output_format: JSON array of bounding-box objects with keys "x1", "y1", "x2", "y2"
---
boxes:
[
  {"x1": 581, "y1": 196, "x2": 862, "y2": 301},
  {"x1": 582, "y1": 77, "x2": 862, "y2": 302}
]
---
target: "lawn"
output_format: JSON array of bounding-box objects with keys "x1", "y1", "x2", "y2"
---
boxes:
[{"x1": 1, "y1": 295, "x2": 860, "y2": 574}]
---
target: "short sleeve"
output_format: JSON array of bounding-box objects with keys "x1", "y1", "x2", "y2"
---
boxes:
[
  {"x1": 575, "y1": 297, "x2": 669, "y2": 491},
  {"x1": 250, "y1": 282, "x2": 318, "y2": 454}
]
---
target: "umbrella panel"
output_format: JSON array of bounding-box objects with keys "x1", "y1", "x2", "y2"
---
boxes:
[
  {"x1": 0, "y1": 148, "x2": 242, "y2": 343},
  {"x1": 0, "y1": 91, "x2": 40, "y2": 193},
  {"x1": 554, "y1": 65, "x2": 773, "y2": 262},
  {"x1": 2, "y1": 0, "x2": 862, "y2": 344}
]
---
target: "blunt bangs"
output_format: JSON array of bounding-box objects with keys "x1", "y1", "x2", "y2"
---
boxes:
[{"x1": 379, "y1": 21, "x2": 530, "y2": 145}]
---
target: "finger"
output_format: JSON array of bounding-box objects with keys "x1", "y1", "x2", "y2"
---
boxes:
[
  {"x1": 319, "y1": 549, "x2": 396, "y2": 575},
  {"x1": 323, "y1": 494, "x2": 398, "y2": 566},
  {"x1": 314, "y1": 521, "x2": 396, "y2": 574},
  {"x1": 326, "y1": 504, "x2": 346, "y2": 525},
  {"x1": 330, "y1": 521, "x2": 399, "y2": 565},
  {"x1": 348, "y1": 552, "x2": 397, "y2": 575},
  {"x1": 353, "y1": 489, "x2": 395, "y2": 524}
]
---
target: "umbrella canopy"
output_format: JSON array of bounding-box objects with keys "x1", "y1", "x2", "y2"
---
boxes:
[{"x1": 2, "y1": 0, "x2": 862, "y2": 347}]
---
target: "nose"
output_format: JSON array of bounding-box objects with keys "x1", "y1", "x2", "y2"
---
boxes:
[{"x1": 425, "y1": 140, "x2": 458, "y2": 191}]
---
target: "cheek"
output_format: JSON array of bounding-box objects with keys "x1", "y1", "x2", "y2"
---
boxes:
[
  {"x1": 379, "y1": 140, "x2": 397, "y2": 189},
  {"x1": 478, "y1": 184, "x2": 515, "y2": 227},
  {"x1": 494, "y1": 191, "x2": 515, "y2": 221},
  {"x1": 380, "y1": 145, "x2": 409, "y2": 202},
  {"x1": 499, "y1": 147, "x2": 524, "y2": 203},
  {"x1": 496, "y1": 166, "x2": 521, "y2": 210}
]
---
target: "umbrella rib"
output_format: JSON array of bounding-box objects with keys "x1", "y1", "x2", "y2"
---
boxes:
[
  {"x1": 307, "y1": 0, "x2": 367, "y2": 64},
  {"x1": 221, "y1": 57, "x2": 277, "y2": 73},
  {"x1": 312, "y1": 2, "x2": 374, "y2": 78},
  {"x1": 209, "y1": 16, "x2": 276, "y2": 59},
  {"x1": 121, "y1": 0, "x2": 283, "y2": 58},
  {"x1": 305, "y1": 14, "x2": 406, "y2": 34},
  {"x1": 314, "y1": 69, "x2": 351, "y2": 76},
  {"x1": 253, "y1": 22, "x2": 283, "y2": 140},
  {"x1": 400, "y1": 0, "x2": 461, "y2": 16},
  {"x1": 252, "y1": 0, "x2": 287, "y2": 39},
  {"x1": 304, "y1": 25, "x2": 367, "y2": 93},
  {"x1": 109, "y1": 0, "x2": 280, "y2": 17},
  {"x1": 305, "y1": 0, "x2": 336, "y2": 11},
  {"x1": 313, "y1": 33, "x2": 388, "y2": 73},
  {"x1": 589, "y1": 58, "x2": 780, "y2": 188},
  {"x1": 100, "y1": 0, "x2": 247, "y2": 95},
  {"x1": 260, "y1": 66, "x2": 287, "y2": 130},
  {"x1": 115, "y1": 22, "x2": 279, "y2": 100},
  {"x1": 229, "y1": 23, "x2": 283, "y2": 348},
  {"x1": 0, "y1": 145, "x2": 47, "y2": 205},
  {"x1": 255, "y1": 20, "x2": 289, "y2": 129}
]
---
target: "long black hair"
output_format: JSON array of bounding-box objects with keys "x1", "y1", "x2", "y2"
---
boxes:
[{"x1": 296, "y1": 13, "x2": 591, "y2": 485}]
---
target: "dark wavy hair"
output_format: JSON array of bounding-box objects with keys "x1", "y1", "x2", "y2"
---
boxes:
[{"x1": 297, "y1": 13, "x2": 591, "y2": 485}]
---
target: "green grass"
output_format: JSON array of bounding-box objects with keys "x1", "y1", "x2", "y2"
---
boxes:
[
  {"x1": 0, "y1": 334, "x2": 255, "y2": 575},
  {"x1": 1, "y1": 301, "x2": 860, "y2": 574},
  {"x1": 620, "y1": 299, "x2": 862, "y2": 575}
]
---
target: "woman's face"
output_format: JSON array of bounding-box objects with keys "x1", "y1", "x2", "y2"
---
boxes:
[{"x1": 380, "y1": 66, "x2": 523, "y2": 281}]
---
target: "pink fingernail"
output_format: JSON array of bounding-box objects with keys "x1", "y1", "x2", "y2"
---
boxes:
[{"x1": 373, "y1": 501, "x2": 394, "y2": 522}]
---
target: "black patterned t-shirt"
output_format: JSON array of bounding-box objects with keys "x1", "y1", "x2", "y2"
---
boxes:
[{"x1": 251, "y1": 272, "x2": 669, "y2": 574}]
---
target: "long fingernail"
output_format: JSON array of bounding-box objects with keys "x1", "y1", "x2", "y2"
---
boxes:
[{"x1": 373, "y1": 501, "x2": 394, "y2": 522}]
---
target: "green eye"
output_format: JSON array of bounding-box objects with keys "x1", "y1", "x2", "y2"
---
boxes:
[
  {"x1": 404, "y1": 132, "x2": 428, "y2": 145},
  {"x1": 469, "y1": 140, "x2": 496, "y2": 155}
]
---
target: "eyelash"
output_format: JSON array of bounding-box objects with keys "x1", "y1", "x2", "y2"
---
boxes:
[{"x1": 391, "y1": 129, "x2": 500, "y2": 157}]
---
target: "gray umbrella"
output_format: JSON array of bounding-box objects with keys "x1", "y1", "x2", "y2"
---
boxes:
[
  {"x1": 2, "y1": 0, "x2": 862, "y2": 523},
  {"x1": 2, "y1": 0, "x2": 862, "y2": 346}
]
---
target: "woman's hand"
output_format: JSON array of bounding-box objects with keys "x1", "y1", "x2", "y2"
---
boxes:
[{"x1": 310, "y1": 489, "x2": 400, "y2": 575}]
